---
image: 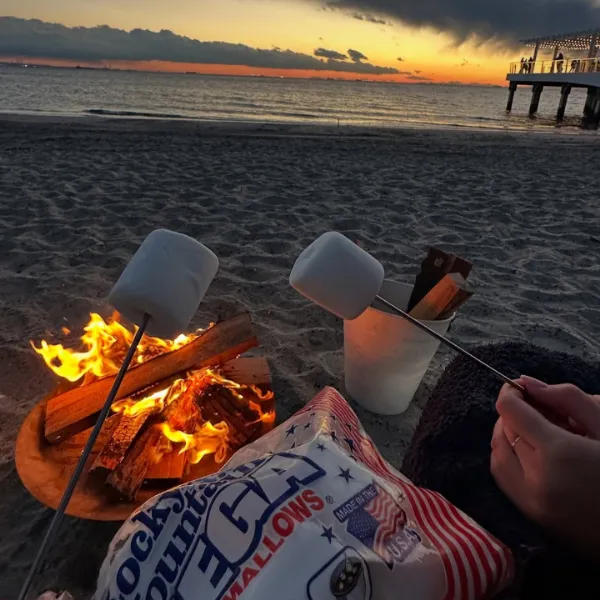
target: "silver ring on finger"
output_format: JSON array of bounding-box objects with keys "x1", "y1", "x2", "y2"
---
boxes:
[{"x1": 511, "y1": 435, "x2": 522, "y2": 450}]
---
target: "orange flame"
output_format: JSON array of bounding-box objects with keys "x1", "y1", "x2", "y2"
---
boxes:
[
  {"x1": 111, "y1": 379, "x2": 187, "y2": 418},
  {"x1": 160, "y1": 421, "x2": 230, "y2": 465},
  {"x1": 31, "y1": 312, "x2": 203, "y2": 383},
  {"x1": 32, "y1": 314, "x2": 274, "y2": 469}
]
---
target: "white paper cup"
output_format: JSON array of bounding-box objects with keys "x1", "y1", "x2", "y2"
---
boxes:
[{"x1": 344, "y1": 280, "x2": 455, "y2": 416}]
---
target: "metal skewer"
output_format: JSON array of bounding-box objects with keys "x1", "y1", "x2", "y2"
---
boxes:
[
  {"x1": 373, "y1": 295, "x2": 525, "y2": 393},
  {"x1": 17, "y1": 313, "x2": 151, "y2": 600}
]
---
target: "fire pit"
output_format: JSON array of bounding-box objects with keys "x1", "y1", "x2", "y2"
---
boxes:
[{"x1": 16, "y1": 312, "x2": 275, "y2": 521}]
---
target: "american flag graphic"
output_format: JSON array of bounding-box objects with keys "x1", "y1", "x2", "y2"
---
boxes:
[
  {"x1": 295, "y1": 387, "x2": 515, "y2": 600},
  {"x1": 341, "y1": 484, "x2": 408, "y2": 566},
  {"x1": 366, "y1": 485, "x2": 407, "y2": 563}
]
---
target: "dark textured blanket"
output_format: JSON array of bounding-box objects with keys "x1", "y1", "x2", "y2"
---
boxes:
[{"x1": 401, "y1": 342, "x2": 600, "y2": 599}]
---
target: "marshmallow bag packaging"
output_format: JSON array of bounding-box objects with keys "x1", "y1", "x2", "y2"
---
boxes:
[{"x1": 94, "y1": 388, "x2": 513, "y2": 600}]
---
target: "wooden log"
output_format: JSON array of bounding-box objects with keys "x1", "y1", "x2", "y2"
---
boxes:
[
  {"x1": 197, "y1": 386, "x2": 260, "y2": 447},
  {"x1": 107, "y1": 388, "x2": 202, "y2": 499},
  {"x1": 219, "y1": 389, "x2": 262, "y2": 434},
  {"x1": 106, "y1": 426, "x2": 163, "y2": 500},
  {"x1": 407, "y1": 248, "x2": 472, "y2": 312},
  {"x1": 409, "y1": 273, "x2": 473, "y2": 321},
  {"x1": 220, "y1": 357, "x2": 271, "y2": 387},
  {"x1": 44, "y1": 313, "x2": 257, "y2": 443},
  {"x1": 54, "y1": 414, "x2": 122, "y2": 466},
  {"x1": 90, "y1": 410, "x2": 152, "y2": 473},
  {"x1": 146, "y1": 450, "x2": 188, "y2": 481},
  {"x1": 201, "y1": 394, "x2": 248, "y2": 447}
]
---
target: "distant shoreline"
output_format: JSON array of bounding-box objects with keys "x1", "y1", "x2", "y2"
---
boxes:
[{"x1": 0, "y1": 62, "x2": 504, "y2": 88}]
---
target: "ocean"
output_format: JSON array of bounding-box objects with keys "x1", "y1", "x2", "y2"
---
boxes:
[{"x1": 0, "y1": 65, "x2": 591, "y2": 131}]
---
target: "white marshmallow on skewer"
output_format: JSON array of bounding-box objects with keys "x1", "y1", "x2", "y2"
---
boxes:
[
  {"x1": 290, "y1": 231, "x2": 384, "y2": 320},
  {"x1": 109, "y1": 229, "x2": 219, "y2": 338},
  {"x1": 290, "y1": 231, "x2": 525, "y2": 395},
  {"x1": 18, "y1": 229, "x2": 220, "y2": 600}
]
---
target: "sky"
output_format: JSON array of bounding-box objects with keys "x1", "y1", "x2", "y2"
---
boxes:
[{"x1": 1, "y1": 0, "x2": 599, "y2": 84}]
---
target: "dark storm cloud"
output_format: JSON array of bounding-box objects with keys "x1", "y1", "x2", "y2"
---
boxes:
[
  {"x1": 0, "y1": 17, "x2": 399, "y2": 75},
  {"x1": 347, "y1": 48, "x2": 368, "y2": 61},
  {"x1": 314, "y1": 47, "x2": 348, "y2": 60},
  {"x1": 407, "y1": 74, "x2": 432, "y2": 81},
  {"x1": 324, "y1": 0, "x2": 600, "y2": 43}
]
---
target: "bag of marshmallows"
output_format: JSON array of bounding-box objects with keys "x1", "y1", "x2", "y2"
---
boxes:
[{"x1": 94, "y1": 387, "x2": 513, "y2": 600}]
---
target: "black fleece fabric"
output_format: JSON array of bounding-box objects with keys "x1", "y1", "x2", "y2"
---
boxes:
[{"x1": 401, "y1": 342, "x2": 600, "y2": 599}]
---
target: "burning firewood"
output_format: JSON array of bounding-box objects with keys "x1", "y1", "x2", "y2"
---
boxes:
[
  {"x1": 146, "y1": 448, "x2": 188, "y2": 482},
  {"x1": 106, "y1": 424, "x2": 166, "y2": 500},
  {"x1": 44, "y1": 312, "x2": 258, "y2": 443},
  {"x1": 101, "y1": 361, "x2": 272, "y2": 500},
  {"x1": 90, "y1": 410, "x2": 153, "y2": 473},
  {"x1": 200, "y1": 389, "x2": 255, "y2": 447},
  {"x1": 107, "y1": 379, "x2": 210, "y2": 499},
  {"x1": 26, "y1": 311, "x2": 274, "y2": 509}
]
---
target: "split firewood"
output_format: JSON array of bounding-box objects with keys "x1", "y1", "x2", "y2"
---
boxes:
[
  {"x1": 199, "y1": 391, "x2": 250, "y2": 447},
  {"x1": 218, "y1": 390, "x2": 263, "y2": 441},
  {"x1": 219, "y1": 356, "x2": 271, "y2": 387},
  {"x1": 409, "y1": 273, "x2": 473, "y2": 321},
  {"x1": 44, "y1": 313, "x2": 258, "y2": 443},
  {"x1": 90, "y1": 410, "x2": 153, "y2": 473},
  {"x1": 106, "y1": 425, "x2": 163, "y2": 500},
  {"x1": 54, "y1": 414, "x2": 122, "y2": 468},
  {"x1": 146, "y1": 449, "x2": 188, "y2": 481},
  {"x1": 107, "y1": 387, "x2": 203, "y2": 499},
  {"x1": 408, "y1": 248, "x2": 472, "y2": 312}
]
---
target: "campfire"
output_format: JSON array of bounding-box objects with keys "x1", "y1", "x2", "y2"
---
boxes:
[{"x1": 18, "y1": 312, "x2": 275, "y2": 513}]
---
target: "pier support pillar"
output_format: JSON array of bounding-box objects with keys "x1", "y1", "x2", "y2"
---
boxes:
[
  {"x1": 584, "y1": 88, "x2": 595, "y2": 119},
  {"x1": 593, "y1": 92, "x2": 600, "y2": 129},
  {"x1": 556, "y1": 85, "x2": 572, "y2": 122},
  {"x1": 582, "y1": 88, "x2": 600, "y2": 129},
  {"x1": 506, "y1": 82, "x2": 517, "y2": 112},
  {"x1": 529, "y1": 84, "x2": 543, "y2": 116}
]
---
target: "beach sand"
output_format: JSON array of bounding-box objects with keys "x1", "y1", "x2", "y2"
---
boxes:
[{"x1": 1, "y1": 115, "x2": 599, "y2": 597}]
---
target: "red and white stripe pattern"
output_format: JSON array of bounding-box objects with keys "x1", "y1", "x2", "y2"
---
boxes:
[
  {"x1": 296, "y1": 387, "x2": 514, "y2": 600},
  {"x1": 365, "y1": 484, "x2": 407, "y2": 563}
]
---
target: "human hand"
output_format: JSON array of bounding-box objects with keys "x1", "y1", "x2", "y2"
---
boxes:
[{"x1": 491, "y1": 376, "x2": 600, "y2": 561}]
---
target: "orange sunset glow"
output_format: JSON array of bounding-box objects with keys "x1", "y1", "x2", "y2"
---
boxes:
[{"x1": 1, "y1": 0, "x2": 520, "y2": 85}]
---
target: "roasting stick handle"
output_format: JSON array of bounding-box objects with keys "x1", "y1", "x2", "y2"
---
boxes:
[
  {"x1": 17, "y1": 313, "x2": 151, "y2": 600},
  {"x1": 373, "y1": 295, "x2": 525, "y2": 393}
]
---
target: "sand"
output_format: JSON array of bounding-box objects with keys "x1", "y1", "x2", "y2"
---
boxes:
[{"x1": 1, "y1": 115, "x2": 599, "y2": 598}]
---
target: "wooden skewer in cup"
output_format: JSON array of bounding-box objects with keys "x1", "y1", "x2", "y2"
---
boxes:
[
  {"x1": 289, "y1": 232, "x2": 525, "y2": 394},
  {"x1": 17, "y1": 230, "x2": 219, "y2": 600}
]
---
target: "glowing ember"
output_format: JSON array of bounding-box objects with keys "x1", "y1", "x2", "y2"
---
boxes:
[{"x1": 31, "y1": 312, "x2": 204, "y2": 383}]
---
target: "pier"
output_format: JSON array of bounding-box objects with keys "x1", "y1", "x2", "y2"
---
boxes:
[{"x1": 506, "y1": 29, "x2": 600, "y2": 127}]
